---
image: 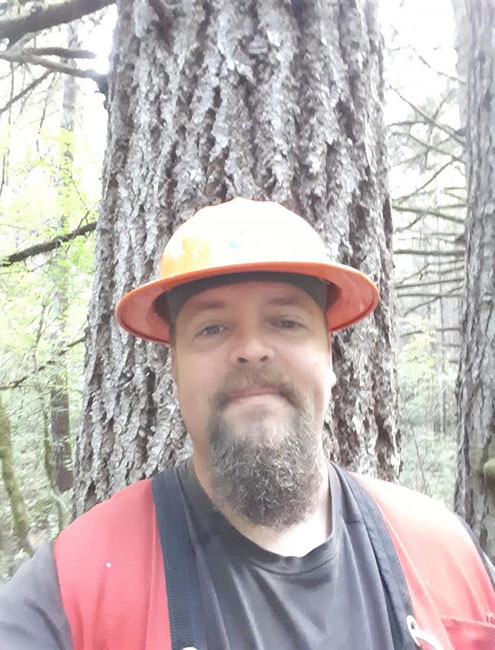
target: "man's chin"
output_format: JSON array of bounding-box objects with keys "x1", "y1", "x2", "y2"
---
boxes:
[{"x1": 220, "y1": 410, "x2": 293, "y2": 445}]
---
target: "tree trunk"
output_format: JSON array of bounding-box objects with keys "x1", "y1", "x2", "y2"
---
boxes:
[
  {"x1": 75, "y1": 0, "x2": 398, "y2": 514},
  {"x1": 0, "y1": 399, "x2": 33, "y2": 556},
  {"x1": 47, "y1": 23, "x2": 78, "y2": 494},
  {"x1": 454, "y1": 0, "x2": 495, "y2": 559}
]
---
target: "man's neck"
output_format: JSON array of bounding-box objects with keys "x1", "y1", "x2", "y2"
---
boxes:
[{"x1": 193, "y1": 455, "x2": 332, "y2": 557}]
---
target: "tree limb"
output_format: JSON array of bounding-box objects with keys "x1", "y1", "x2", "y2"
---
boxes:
[
  {"x1": 394, "y1": 159, "x2": 457, "y2": 203},
  {"x1": 394, "y1": 248, "x2": 464, "y2": 257},
  {"x1": 393, "y1": 204, "x2": 464, "y2": 226},
  {"x1": 395, "y1": 262, "x2": 464, "y2": 288},
  {"x1": 399, "y1": 292, "x2": 462, "y2": 298},
  {"x1": 0, "y1": 70, "x2": 51, "y2": 114},
  {"x1": 0, "y1": 337, "x2": 85, "y2": 392},
  {"x1": 403, "y1": 293, "x2": 461, "y2": 317},
  {"x1": 396, "y1": 278, "x2": 463, "y2": 289},
  {"x1": 389, "y1": 25, "x2": 462, "y2": 85},
  {"x1": 397, "y1": 130, "x2": 463, "y2": 163},
  {"x1": 1, "y1": 220, "x2": 96, "y2": 267},
  {"x1": 400, "y1": 327, "x2": 460, "y2": 338},
  {"x1": 436, "y1": 203, "x2": 466, "y2": 210},
  {"x1": 395, "y1": 262, "x2": 431, "y2": 284},
  {"x1": 390, "y1": 86, "x2": 464, "y2": 145},
  {"x1": 435, "y1": 263, "x2": 465, "y2": 275},
  {"x1": 0, "y1": 0, "x2": 114, "y2": 46},
  {"x1": 24, "y1": 47, "x2": 97, "y2": 59},
  {"x1": 0, "y1": 51, "x2": 107, "y2": 93}
]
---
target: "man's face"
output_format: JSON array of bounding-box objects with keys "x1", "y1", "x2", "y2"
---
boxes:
[{"x1": 171, "y1": 279, "x2": 336, "y2": 527}]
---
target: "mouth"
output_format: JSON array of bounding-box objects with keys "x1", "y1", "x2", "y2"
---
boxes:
[{"x1": 223, "y1": 386, "x2": 282, "y2": 404}]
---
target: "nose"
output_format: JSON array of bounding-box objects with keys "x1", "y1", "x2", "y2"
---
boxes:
[{"x1": 229, "y1": 326, "x2": 274, "y2": 365}]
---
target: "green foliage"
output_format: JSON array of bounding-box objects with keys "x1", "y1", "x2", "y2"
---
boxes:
[
  {"x1": 0, "y1": 61, "x2": 105, "y2": 580},
  {"x1": 397, "y1": 316, "x2": 457, "y2": 506}
]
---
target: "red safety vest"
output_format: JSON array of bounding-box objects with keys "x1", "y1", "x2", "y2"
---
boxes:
[{"x1": 54, "y1": 473, "x2": 495, "y2": 650}]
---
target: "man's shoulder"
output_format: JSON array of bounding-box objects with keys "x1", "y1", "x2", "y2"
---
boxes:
[
  {"x1": 351, "y1": 472, "x2": 493, "y2": 586},
  {"x1": 55, "y1": 478, "x2": 154, "y2": 559},
  {"x1": 352, "y1": 472, "x2": 459, "y2": 528},
  {"x1": 53, "y1": 477, "x2": 166, "y2": 641}
]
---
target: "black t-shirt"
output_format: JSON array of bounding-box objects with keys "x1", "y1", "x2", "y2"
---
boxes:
[
  {"x1": 176, "y1": 460, "x2": 396, "y2": 649},
  {"x1": 0, "y1": 460, "x2": 398, "y2": 649}
]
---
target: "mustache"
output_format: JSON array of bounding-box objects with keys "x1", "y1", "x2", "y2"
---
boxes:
[{"x1": 212, "y1": 367, "x2": 302, "y2": 410}]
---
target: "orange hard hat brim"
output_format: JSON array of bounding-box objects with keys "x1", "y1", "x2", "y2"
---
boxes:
[{"x1": 115, "y1": 261, "x2": 379, "y2": 344}]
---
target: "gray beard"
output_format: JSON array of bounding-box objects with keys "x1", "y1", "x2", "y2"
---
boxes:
[{"x1": 208, "y1": 406, "x2": 325, "y2": 531}]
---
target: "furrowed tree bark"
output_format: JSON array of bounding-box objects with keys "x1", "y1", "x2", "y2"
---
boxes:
[
  {"x1": 453, "y1": 0, "x2": 495, "y2": 559},
  {"x1": 75, "y1": 0, "x2": 398, "y2": 513}
]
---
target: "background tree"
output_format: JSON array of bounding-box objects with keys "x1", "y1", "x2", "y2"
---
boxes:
[
  {"x1": 382, "y1": 0, "x2": 465, "y2": 505},
  {"x1": 453, "y1": 0, "x2": 495, "y2": 559},
  {"x1": 75, "y1": 0, "x2": 398, "y2": 513},
  {"x1": 47, "y1": 22, "x2": 81, "y2": 497},
  {"x1": 0, "y1": 398, "x2": 33, "y2": 557}
]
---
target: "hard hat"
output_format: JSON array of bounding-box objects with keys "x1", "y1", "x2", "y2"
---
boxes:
[{"x1": 115, "y1": 197, "x2": 379, "y2": 343}]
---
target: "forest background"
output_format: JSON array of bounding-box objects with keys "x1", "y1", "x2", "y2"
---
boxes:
[{"x1": 0, "y1": 0, "x2": 488, "y2": 579}]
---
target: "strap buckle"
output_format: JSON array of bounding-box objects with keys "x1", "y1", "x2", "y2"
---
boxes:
[{"x1": 406, "y1": 615, "x2": 443, "y2": 650}]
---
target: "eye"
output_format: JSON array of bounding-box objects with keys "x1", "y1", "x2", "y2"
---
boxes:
[
  {"x1": 197, "y1": 324, "x2": 225, "y2": 337},
  {"x1": 277, "y1": 319, "x2": 301, "y2": 330}
]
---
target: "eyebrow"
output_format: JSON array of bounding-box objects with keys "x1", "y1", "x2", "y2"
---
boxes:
[
  {"x1": 187, "y1": 299, "x2": 228, "y2": 313},
  {"x1": 188, "y1": 295, "x2": 310, "y2": 314},
  {"x1": 266, "y1": 297, "x2": 308, "y2": 308}
]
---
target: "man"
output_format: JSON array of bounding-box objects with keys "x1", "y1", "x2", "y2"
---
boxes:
[{"x1": 1, "y1": 198, "x2": 494, "y2": 649}]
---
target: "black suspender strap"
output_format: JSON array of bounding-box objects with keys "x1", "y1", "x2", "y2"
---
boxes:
[
  {"x1": 338, "y1": 467, "x2": 418, "y2": 650},
  {"x1": 152, "y1": 466, "x2": 207, "y2": 650}
]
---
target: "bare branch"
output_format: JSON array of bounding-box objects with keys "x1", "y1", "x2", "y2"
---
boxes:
[
  {"x1": 390, "y1": 86, "x2": 464, "y2": 145},
  {"x1": 444, "y1": 190, "x2": 465, "y2": 201},
  {"x1": 393, "y1": 205, "x2": 464, "y2": 227},
  {"x1": 394, "y1": 248, "x2": 464, "y2": 257},
  {"x1": 395, "y1": 263, "x2": 431, "y2": 284},
  {"x1": 398, "y1": 131, "x2": 463, "y2": 163},
  {"x1": 24, "y1": 47, "x2": 97, "y2": 59},
  {"x1": 396, "y1": 278, "x2": 463, "y2": 289},
  {"x1": 419, "y1": 231, "x2": 461, "y2": 238},
  {"x1": 0, "y1": 50, "x2": 107, "y2": 93},
  {"x1": 387, "y1": 119, "x2": 431, "y2": 129},
  {"x1": 403, "y1": 289, "x2": 462, "y2": 316},
  {"x1": 0, "y1": 70, "x2": 51, "y2": 114},
  {"x1": 394, "y1": 159, "x2": 458, "y2": 203},
  {"x1": 400, "y1": 327, "x2": 460, "y2": 338},
  {"x1": 389, "y1": 25, "x2": 462, "y2": 85},
  {"x1": 391, "y1": 150, "x2": 429, "y2": 168},
  {"x1": 1, "y1": 220, "x2": 96, "y2": 267},
  {"x1": 0, "y1": 337, "x2": 85, "y2": 391},
  {"x1": 399, "y1": 292, "x2": 462, "y2": 298},
  {"x1": 435, "y1": 264, "x2": 465, "y2": 275},
  {"x1": 403, "y1": 298, "x2": 443, "y2": 316},
  {"x1": 0, "y1": 0, "x2": 114, "y2": 46}
]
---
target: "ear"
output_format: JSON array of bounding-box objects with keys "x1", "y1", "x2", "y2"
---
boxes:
[
  {"x1": 170, "y1": 345, "x2": 178, "y2": 383},
  {"x1": 327, "y1": 333, "x2": 337, "y2": 388}
]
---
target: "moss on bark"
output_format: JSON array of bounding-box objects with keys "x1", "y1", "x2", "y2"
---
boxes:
[{"x1": 0, "y1": 399, "x2": 33, "y2": 556}]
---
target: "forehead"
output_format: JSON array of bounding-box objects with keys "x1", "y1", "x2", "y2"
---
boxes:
[{"x1": 179, "y1": 281, "x2": 321, "y2": 315}]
